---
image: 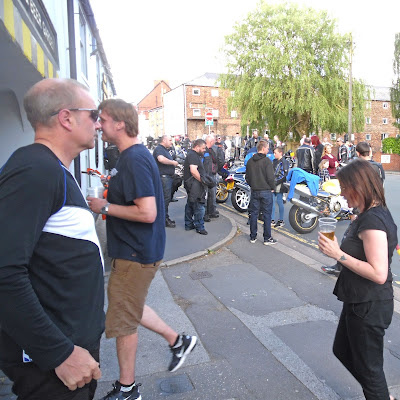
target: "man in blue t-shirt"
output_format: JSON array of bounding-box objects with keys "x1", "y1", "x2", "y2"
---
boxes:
[{"x1": 88, "y1": 99, "x2": 197, "y2": 400}]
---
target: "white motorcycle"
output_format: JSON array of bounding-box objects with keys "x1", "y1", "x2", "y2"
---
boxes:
[{"x1": 285, "y1": 179, "x2": 352, "y2": 234}]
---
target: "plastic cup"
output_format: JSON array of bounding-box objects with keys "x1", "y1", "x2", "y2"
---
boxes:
[
  {"x1": 87, "y1": 186, "x2": 104, "y2": 198},
  {"x1": 319, "y1": 217, "x2": 337, "y2": 240}
]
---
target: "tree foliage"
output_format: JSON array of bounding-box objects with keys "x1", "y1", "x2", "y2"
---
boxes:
[
  {"x1": 382, "y1": 137, "x2": 400, "y2": 155},
  {"x1": 391, "y1": 33, "x2": 400, "y2": 130},
  {"x1": 219, "y1": 1, "x2": 366, "y2": 141}
]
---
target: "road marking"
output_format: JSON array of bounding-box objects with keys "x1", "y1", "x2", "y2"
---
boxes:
[{"x1": 219, "y1": 203, "x2": 319, "y2": 249}]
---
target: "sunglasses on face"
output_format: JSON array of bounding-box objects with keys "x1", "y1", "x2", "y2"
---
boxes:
[{"x1": 51, "y1": 108, "x2": 99, "y2": 122}]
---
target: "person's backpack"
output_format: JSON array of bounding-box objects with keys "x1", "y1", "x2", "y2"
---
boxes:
[{"x1": 369, "y1": 161, "x2": 384, "y2": 182}]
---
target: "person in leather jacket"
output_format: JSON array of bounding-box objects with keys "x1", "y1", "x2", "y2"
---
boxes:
[{"x1": 296, "y1": 137, "x2": 317, "y2": 174}]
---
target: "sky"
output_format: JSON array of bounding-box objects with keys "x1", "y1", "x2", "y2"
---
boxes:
[{"x1": 92, "y1": 0, "x2": 400, "y2": 104}]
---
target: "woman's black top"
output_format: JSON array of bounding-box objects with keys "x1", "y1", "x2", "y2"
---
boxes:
[{"x1": 333, "y1": 205, "x2": 398, "y2": 303}]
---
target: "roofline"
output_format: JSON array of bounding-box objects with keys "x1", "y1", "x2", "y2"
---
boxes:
[{"x1": 137, "y1": 80, "x2": 171, "y2": 105}]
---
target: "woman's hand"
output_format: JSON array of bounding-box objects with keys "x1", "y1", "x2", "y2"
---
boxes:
[{"x1": 318, "y1": 232, "x2": 342, "y2": 260}]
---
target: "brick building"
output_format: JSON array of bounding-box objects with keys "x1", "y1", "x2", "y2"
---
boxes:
[
  {"x1": 164, "y1": 73, "x2": 241, "y2": 140},
  {"x1": 354, "y1": 86, "x2": 400, "y2": 152},
  {"x1": 137, "y1": 80, "x2": 171, "y2": 138}
]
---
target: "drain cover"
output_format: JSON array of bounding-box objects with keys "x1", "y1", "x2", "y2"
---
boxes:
[
  {"x1": 190, "y1": 271, "x2": 213, "y2": 280},
  {"x1": 158, "y1": 374, "x2": 194, "y2": 395}
]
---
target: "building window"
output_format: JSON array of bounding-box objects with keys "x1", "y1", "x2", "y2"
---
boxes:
[
  {"x1": 193, "y1": 109, "x2": 201, "y2": 117},
  {"x1": 79, "y1": 11, "x2": 88, "y2": 78},
  {"x1": 365, "y1": 117, "x2": 371, "y2": 124},
  {"x1": 212, "y1": 109, "x2": 219, "y2": 118},
  {"x1": 192, "y1": 88, "x2": 200, "y2": 96},
  {"x1": 381, "y1": 133, "x2": 389, "y2": 140},
  {"x1": 383, "y1": 102, "x2": 389, "y2": 109},
  {"x1": 230, "y1": 91, "x2": 235, "y2": 97},
  {"x1": 231, "y1": 110, "x2": 238, "y2": 118},
  {"x1": 365, "y1": 101, "x2": 371, "y2": 109},
  {"x1": 190, "y1": 102, "x2": 205, "y2": 109},
  {"x1": 396, "y1": 118, "x2": 400, "y2": 124},
  {"x1": 211, "y1": 89, "x2": 219, "y2": 97},
  {"x1": 383, "y1": 118, "x2": 388, "y2": 124},
  {"x1": 366, "y1": 134, "x2": 371, "y2": 141}
]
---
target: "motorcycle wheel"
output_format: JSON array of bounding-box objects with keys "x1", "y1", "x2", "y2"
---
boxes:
[
  {"x1": 231, "y1": 187, "x2": 250, "y2": 213},
  {"x1": 288, "y1": 205, "x2": 318, "y2": 234},
  {"x1": 216, "y1": 182, "x2": 229, "y2": 203}
]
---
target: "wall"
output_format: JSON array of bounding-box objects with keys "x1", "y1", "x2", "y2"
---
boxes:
[
  {"x1": 354, "y1": 98, "x2": 400, "y2": 153},
  {"x1": 164, "y1": 85, "x2": 186, "y2": 136},
  {"x1": 375, "y1": 152, "x2": 400, "y2": 171},
  {"x1": 185, "y1": 85, "x2": 240, "y2": 140}
]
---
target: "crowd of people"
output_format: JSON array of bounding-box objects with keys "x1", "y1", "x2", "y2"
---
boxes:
[{"x1": 0, "y1": 78, "x2": 397, "y2": 400}]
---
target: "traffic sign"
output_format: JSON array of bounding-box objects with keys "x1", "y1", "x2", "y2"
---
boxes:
[{"x1": 205, "y1": 111, "x2": 213, "y2": 126}]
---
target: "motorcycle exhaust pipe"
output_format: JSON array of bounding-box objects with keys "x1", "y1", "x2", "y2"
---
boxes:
[
  {"x1": 291, "y1": 198, "x2": 324, "y2": 217},
  {"x1": 235, "y1": 182, "x2": 249, "y2": 191}
]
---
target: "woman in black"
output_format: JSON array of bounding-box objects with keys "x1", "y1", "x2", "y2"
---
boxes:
[{"x1": 318, "y1": 159, "x2": 398, "y2": 400}]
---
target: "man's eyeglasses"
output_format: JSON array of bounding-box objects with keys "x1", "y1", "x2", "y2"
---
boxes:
[{"x1": 51, "y1": 108, "x2": 99, "y2": 122}]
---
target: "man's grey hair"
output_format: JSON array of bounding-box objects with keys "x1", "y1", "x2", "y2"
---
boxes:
[{"x1": 23, "y1": 78, "x2": 89, "y2": 130}]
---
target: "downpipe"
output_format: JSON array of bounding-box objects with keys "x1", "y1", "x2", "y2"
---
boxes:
[{"x1": 290, "y1": 197, "x2": 324, "y2": 217}]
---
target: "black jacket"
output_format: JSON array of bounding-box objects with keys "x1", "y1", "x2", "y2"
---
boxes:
[
  {"x1": 296, "y1": 145, "x2": 316, "y2": 173},
  {"x1": 273, "y1": 157, "x2": 289, "y2": 193},
  {"x1": 245, "y1": 153, "x2": 275, "y2": 191}
]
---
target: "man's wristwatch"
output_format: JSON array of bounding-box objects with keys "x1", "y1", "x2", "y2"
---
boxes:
[{"x1": 100, "y1": 202, "x2": 110, "y2": 215}]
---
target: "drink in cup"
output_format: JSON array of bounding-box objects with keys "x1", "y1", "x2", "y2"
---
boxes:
[
  {"x1": 87, "y1": 186, "x2": 104, "y2": 199},
  {"x1": 319, "y1": 217, "x2": 337, "y2": 240}
]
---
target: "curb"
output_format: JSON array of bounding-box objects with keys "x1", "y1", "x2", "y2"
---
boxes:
[{"x1": 161, "y1": 209, "x2": 238, "y2": 267}]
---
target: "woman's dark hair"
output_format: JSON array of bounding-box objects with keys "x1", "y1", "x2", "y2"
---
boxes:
[{"x1": 336, "y1": 159, "x2": 386, "y2": 210}]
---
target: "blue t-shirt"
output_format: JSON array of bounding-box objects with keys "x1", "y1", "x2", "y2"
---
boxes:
[{"x1": 106, "y1": 144, "x2": 166, "y2": 264}]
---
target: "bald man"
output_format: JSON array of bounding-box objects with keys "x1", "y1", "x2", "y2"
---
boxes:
[{"x1": 0, "y1": 79, "x2": 104, "y2": 399}]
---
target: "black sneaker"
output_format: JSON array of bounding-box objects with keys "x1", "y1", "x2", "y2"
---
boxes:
[
  {"x1": 264, "y1": 237, "x2": 277, "y2": 245},
  {"x1": 203, "y1": 215, "x2": 211, "y2": 222},
  {"x1": 100, "y1": 381, "x2": 142, "y2": 400},
  {"x1": 209, "y1": 213, "x2": 219, "y2": 218},
  {"x1": 196, "y1": 229, "x2": 208, "y2": 235},
  {"x1": 166, "y1": 218, "x2": 176, "y2": 228},
  {"x1": 275, "y1": 220, "x2": 285, "y2": 228},
  {"x1": 321, "y1": 265, "x2": 340, "y2": 276},
  {"x1": 169, "y1": 334, "x2": 198, "y2": 372},
  {"x1": 271, "y1": 220, "x2": 276, "y2": 227}
]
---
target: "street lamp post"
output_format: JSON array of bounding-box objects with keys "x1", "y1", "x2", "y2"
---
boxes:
[{"x1": 348, "y1": 34, "x2": 353, "y2": 142}]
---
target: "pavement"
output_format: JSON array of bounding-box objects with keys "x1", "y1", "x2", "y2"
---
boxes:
[{"x1": 2, "y1": 188, "x2": 400, "y2": 399}]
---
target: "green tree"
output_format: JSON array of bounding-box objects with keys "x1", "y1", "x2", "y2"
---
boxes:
[
  {"x1": 391, "y1": 33, "x2": 400, "y2": 130},
  {"x1": 219, "y1": 1, "x2": 366, "y2": 141}
]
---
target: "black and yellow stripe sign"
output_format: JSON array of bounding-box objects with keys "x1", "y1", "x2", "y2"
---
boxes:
[{"x1": 1, "y1": 0, "x2": 57, "y2": 78}]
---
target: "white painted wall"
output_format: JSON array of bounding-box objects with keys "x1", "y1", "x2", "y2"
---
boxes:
[{"x1": 164, "y1": 85, "x2": 186, "y2": 136}]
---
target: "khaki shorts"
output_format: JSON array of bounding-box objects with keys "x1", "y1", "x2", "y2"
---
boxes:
[{"x1": 105, "y1": 258, "x2": 161, "y2": 338}]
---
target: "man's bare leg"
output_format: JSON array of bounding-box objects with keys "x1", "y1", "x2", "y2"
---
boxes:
[
  {"x1": 140, "y1": 305, "x2": 178, "y2": 346},
  {"x1": 116, "y1": 333, "x2": 138, "y2": 384}
]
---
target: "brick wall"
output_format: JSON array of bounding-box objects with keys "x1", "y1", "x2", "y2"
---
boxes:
[
  {"x1": 185, "y1": 85, "x2": 241, "y2": 140},
  {"x1": 137, "y1": 81, "x2": 171, "y2": 118},
  {"x1": 354, "y1": 99, "x2": 400, "y2": 153},
  {"x1": 374, "y1": 152, "x2": 400, "y2": 171}
]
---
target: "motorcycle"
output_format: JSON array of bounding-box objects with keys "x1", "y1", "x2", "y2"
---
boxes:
[
  {"x1": 285, "y1": 179, "x2": 352, "y2": 234},
  {"x1": 227, "y1": 164, "x2": 250, "y2": 212},
  {"x1": 216, "y1": 158, "x2": 237, "y2": 203},
  {"x1": 284, "y1": 150, "x2": 296, "y2": 169}
]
